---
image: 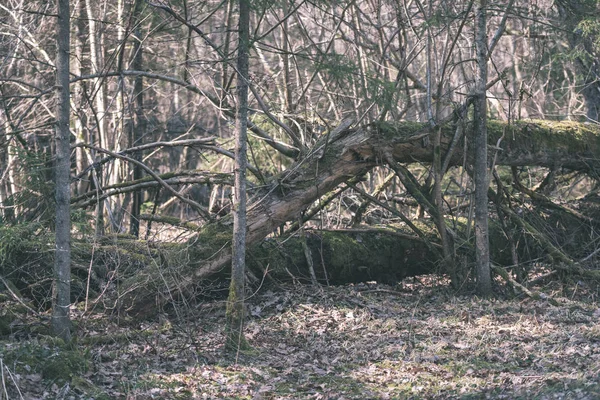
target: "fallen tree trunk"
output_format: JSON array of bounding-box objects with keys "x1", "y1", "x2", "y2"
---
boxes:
[
  {"x1": 5, "y1": 209, "x2": 587, "y2": 311},
  {"x1": 118, "y1": 119, "x2": 600, "y2": 316},
  {"x1": 248, "y1": 228, "x2": 439, "y2": 285}
]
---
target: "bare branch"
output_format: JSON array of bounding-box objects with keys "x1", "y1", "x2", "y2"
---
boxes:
[{"x1": 74, "y1": 143, "x2": 213, "y2": 220}]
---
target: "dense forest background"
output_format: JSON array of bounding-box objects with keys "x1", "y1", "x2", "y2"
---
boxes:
[{"x1": 1, "y1": 0, "x2": 600, "y2": 397}]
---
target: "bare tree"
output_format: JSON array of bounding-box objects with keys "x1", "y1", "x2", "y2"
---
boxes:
[
  {"x1": 474, "y1": 0, "x2": 491, "y2": 295},
  {"x1": 225, "y1": 0, "x2": 251, "y2": 352},
  {"x1": 129, "y1": 0, "x2": 146, "y2": 238},
  {"x1": 51, "y1": 0, "x2": 72, "y2": 341}
]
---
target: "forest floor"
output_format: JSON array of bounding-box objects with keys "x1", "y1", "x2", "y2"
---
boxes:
[{"x1": 2, "y1": 273, "x2": 600, "y2": 399}]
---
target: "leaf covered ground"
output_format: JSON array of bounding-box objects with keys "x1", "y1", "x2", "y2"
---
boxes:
[{"x1": 2, "y1": 275, "x2": 600, "y2": 399}]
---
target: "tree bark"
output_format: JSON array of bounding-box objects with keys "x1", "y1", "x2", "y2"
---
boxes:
[
  {"x1": 129, "y1": 0, "x2": 146, "y2": 238},
  {"x1": 225, "y1": 0, "x2": 250, "y2": 352},
  {"x1": 84, "y1": 0, "x2": 108, "y2": 235},
  {"x1": 52, "y1": 0, "x2": 72, "y2": 342},
  {"x1": 474, "y1": 0, "x2": 491, "y2": 296}
]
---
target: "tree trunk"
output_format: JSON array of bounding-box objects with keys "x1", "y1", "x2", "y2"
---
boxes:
[
  {"x1": 52, "y1": 0, "x2": 72, "y2": 342},
  {"x1": 474, "y1": 0, "x2": 491, "y2": 296},
  {"x1": 119, "y1": 119, "x2": 600, "y2": 317},
  {"x1": 85, "y1": 0, "x2": 108, "y2": 235},
  {"x1": 129, "y1": 0, "x2": 146, "y2": 238},
  {"x1": 225, "y1": 0, "x2": 251, "y2": 352}
]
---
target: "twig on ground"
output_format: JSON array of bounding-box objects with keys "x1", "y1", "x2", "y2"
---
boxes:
[
  {"x1": 0, "y1": 276, "x2": 38, "y2": 315},
  {"x1": 492, "y1": 264, "x2": 559, "y2": 306}
]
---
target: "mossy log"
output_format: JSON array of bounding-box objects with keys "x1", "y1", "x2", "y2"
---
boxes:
[
  {"x1": 3, "y1": 204, "x2": 599, "y2": 314},
  {"x1": 375, "y1": 119, "x2": 600, "y2": 173},
  {"x1": 248, "y1": 229, "x2": 438, "y2": 285},
  {"x1": 0, "y1": 229, "x2": 162, "y2": 309},
  {"x1": 112, "y1": 119, "x2": 600, "y2": 316}
]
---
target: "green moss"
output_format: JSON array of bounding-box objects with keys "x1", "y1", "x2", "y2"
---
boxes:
[
  {"x1": 0, "y1": 315, "x2": 13, "y2": 336},
  {"x1": 375, "y1": 120, "x2": 425, "y2": 140},
  {"x1": 248, "y1": 236, "x2": 304, "y2": 276},
  {"x1": 188, "y1": 221, "x2": 232, "y2": 262},
  {"x1": 0, "y1": 223, "x2": 51, "y2": 271},
  {"x1": 375, "y1": 119, "x2": 600, "y2": 156},
  {"x1": 323, "y1": 231, "x2": 361, "y2": 270},
  {"x1": 1, "y1": 339, "x2": 89, "y2": 383},
  {"x1": 42, "y1": 349, "x2": 89, "y2": 381},
  {"x1": 139, "y1": 215, "x2": 202, "y2": 231},
  {"x1": 320, "y1": 230, "x2": 436, "y2": 283},
  {"x1": 71, "y1": 236, "x2": 160, "y2": 280},
  {"x1": 408, "y1": 219, "x2": 439, "y2": 236},
  {"x1": 0, "y1": 225, "x2": 51, "y2": 306},
  {"x1": 225, "y1": 279, "x2": 252, "y2": 352},
  {"x1": 250, "y1": 229, "x2": 441, "y2": 284},
  {"x1": 489, "y1": 119, "x2": 600, "y2": 154}
]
